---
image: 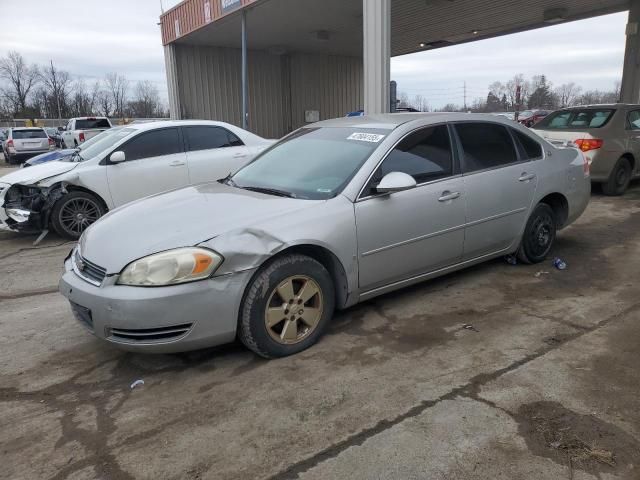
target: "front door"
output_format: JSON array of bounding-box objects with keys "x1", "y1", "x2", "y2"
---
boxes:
[
  {"x1": 106, "y1": 127, "x2": 189, "y2": 207},
  {"x1": 355, "y1": 124, "x2": 466, "y2": 291},
  {"x1": 453, "y1": 122, "x2": 539, "y2": 259}
]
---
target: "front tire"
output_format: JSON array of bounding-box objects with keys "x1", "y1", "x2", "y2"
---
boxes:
[
  {"x1": 602, "y1": 157, "x2": 632, "y2": 196},
  {"x1": 50, "y1": 191, "x2": 106, "y2": 240},
  {"x1": 517, "y1": 203, "x2": 556, "y2": 264},
  {"x1": 238, "y1": 254, "x2": 335, "y2": 358}
]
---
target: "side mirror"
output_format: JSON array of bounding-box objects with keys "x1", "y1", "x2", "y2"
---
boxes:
[
  {"x1": 110, "y1": 151, "x2": 126, "y2": 163},
  {"x1": 375, "y1": 172, "x2": 417, "y2": 194}
]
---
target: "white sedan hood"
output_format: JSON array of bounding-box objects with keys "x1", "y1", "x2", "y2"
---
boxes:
[{"x1": 0, "y1": 160, "x2": 78, "y2": 186}]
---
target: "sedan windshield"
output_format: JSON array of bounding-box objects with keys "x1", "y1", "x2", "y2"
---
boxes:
[
  {"x1": 63, "y1": 128, "x2": 135, "y2": 162},
  {"x1": 231, "y1": 127, "x2": 390, "y2": 200}
]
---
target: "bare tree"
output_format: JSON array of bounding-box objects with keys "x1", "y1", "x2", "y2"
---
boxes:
[
  {"x1": 105, "y1": 73, "x2": 128, "y2": 118},
  {"x1": 554, "y1": 83, "x2": 582, "y2": 107},
  {"x1": 129, "y1": 80, "x2": 161, "y2": 118},
  {"x1": 0, "y1": 51, "x2": 40, "y2": 115},
  {"x1": 39, "y1": 60, "x2": 72, "y2": 119},
  {"x1": 505, "y1": 74, "x2": 530, "y2": 109},
  {"x1": 97, "y1": 88, "x2": 113, "y2": 117}
]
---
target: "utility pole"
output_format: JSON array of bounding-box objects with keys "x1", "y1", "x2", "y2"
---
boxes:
[
  {"x1": 52, "y1": 60, "x2": 62, "y2": 123},
  {"x1": 463, "y1": 81, "x2": 467, "y2": 111}
]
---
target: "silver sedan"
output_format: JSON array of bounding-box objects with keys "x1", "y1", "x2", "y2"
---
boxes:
[{"x1": 59, "y1": 113, "x2": 590, "y2": 358}]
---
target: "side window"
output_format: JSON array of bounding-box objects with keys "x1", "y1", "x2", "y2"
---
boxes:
[
  {"x1": 628, "y1": 110, "x2": 640, "y2": 130},
  {"x1": 455, "y1": 123, "x2": 518, "y2": 173},
  {"x1": 184, "y1": 126, "x2": 244, "y2": 152},
  {"x1": 380, "y1": 125, "x2": 453, "y2": 182},
  {"x1": 119, "y1": 128, "x2": 182, "y2": 161},
  {"x1": 512, "y1": 129, "x2": 543, "y2": 160}
]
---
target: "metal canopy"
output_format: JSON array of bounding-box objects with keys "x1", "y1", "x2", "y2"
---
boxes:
[{"x1": 167, "y1": 0, "x2": 629, "y2": 57}]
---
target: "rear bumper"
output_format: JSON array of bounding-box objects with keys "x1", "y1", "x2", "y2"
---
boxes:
[
  {"x1": 7, "y1": 150, "x2": 50, "y2": 162},
  {"x1": 58, "y1": 256, "x2": 256, "y2": 353},
  {"x1": 588, "y1": 150, "x2": 622, "y2": 182}
]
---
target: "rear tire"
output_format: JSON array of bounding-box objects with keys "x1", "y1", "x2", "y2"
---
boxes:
[
  {"x1": 238, "y1": 254, "x2": 335, "y2": 358},
  {"x1": 50, "y1": 191, "x2": 106, "y2": 240},
  {"x1": 517, "y1": 203, "x2": 556, "y2": 265},
  {"x1": 602, "y1": 157, "x2": 632, "y2": 196}
]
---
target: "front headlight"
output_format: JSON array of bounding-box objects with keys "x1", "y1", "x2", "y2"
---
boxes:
[{"x1": 117, "y1": 247, "x2": 223, "y2": 286}]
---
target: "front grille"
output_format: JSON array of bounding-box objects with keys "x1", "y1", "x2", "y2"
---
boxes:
[
  {"x1": 109, "y1": 324, "x2": 193, "y2": 343},
  {"x1": 70, "y1": 302, "x2": 93, "y2": 331},
  {"x1": 74, "y1": 250, "x2": 107, "y2": 286}
]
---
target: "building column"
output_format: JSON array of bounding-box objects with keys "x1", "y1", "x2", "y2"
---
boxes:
[
  {"x1": 620, "y1": 0, "x2": 640, "y2": 103},
  {"x1": 363, "y1": 0, "x2": 391, "y2": 114},
  {"x1": 164, "y1": 44, "x2": 182, "y2": 119}
]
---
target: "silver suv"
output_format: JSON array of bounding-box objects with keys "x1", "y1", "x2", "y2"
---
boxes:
[{"x1": 2, "y1": 127, "x2": 53, "y2": 165}]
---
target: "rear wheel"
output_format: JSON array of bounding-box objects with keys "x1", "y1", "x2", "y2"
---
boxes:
[
  {"x1": 50, "y1": 191, "x2": 106, "y2": 240},
  {"x1": 238, "y1": 254, "x2": 335, "y2": 358},
  {"x1": 602, "y1": 157, "x2": 632, "y2": 196},
  {"x1": 517, "y1": 203, "x2": 556, "y2": 264}
]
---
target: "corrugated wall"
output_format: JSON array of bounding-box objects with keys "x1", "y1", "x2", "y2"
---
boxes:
[{"x1": 172, "y1": 45, "x2": 363, "y2": 138}]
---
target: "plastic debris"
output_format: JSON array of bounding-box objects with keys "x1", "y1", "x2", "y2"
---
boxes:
[
  {"x1": 552, "y1": 258, "x2": 567, "y2": 270},
  {"x1": 504, "y1": 255, "x2": 518, "y2": 265},
  {"x1": 130, "y1": 379, "x2": 145, "y2": 389},
  {"x1": 463, "y1": 324, "x2": 479, "y2": 332}
]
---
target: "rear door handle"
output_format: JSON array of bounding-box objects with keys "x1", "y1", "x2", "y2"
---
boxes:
[
  {"x1": 170, "y1": 161, "x2": 186, "y2": 167},
  {"x1": 438, "y1": 191, "x2": 461, "y2": 202},
  {"x1": 519, "y1": 173, "x2": 536, "y2": 182},
  {"x1": 233, "y1": 152, "x2": 248, "y2": 158}
]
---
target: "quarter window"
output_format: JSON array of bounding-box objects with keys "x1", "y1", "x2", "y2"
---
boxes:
[
  {"x1": 455, "y1": 123, "x2": 518, "y2": 173},
  {"x1": 119, "y1": 128, "x2": 182, "y2": 161},
  {"x1": 184, "y1": 126, "x2": 244, "y2": 152},
  {"x1": 512, "y1": 130, "x2": 543, "y2": 160}
]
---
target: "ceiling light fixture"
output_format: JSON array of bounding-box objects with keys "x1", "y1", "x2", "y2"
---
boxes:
[{"x1": 543, "y1": 7, "x2": 568, "y2": 24}]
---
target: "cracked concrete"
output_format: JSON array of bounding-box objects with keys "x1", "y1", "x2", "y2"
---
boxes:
[{"x1": 1, "y1": 175, "x2": 639, "y2": 479}]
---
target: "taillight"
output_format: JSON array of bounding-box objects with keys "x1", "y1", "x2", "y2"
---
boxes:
[
  {"x1": 6, "y1": 139, "x2": 13, "y2": 148},
  {"x1": 574, "y1": 138, "x2": 603, "y2": 152},
  {"x1": 79, "y1": 132, "x2": 85, "y2": 142},
  {"x1": 48, "y1": 138, "x2": 55, "y2": 146}
]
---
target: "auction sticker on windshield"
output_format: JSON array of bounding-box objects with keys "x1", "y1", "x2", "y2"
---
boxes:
[{"x1": 347, "y1": 133, "x2": 386, "y2": 143}]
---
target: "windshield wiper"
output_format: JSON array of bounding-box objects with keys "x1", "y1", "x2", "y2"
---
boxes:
[
  {"x1": 219, "y1": 173, "x2": 237, "y2": 187},
  {"x1": 240, "y1": 186, "x2": 297, "y2": 198}
]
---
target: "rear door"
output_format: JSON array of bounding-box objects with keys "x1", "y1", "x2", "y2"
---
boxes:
[
  {"x1": 13, "y1": 129, "x2": 49, "y2": 152},
  {"x1": 454, "y1": 122, "x2": 539, "y2": 260},
  {"x1": 106, "y1": 127, "x2": 189, "y2": 206},
  {"x1": 355, "y1": 124, "x2": 466, "y2": 291},
  {"x1": 183, "y1": 125, "x2": 251, "y2": 184}
]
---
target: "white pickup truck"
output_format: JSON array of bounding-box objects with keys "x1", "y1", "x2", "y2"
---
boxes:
[{"x1": 61, "y1": 117, "x2": 112, "y2": 148}]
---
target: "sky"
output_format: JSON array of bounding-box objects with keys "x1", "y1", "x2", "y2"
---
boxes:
[{"x1": 0, "y1": 1, "x2": 629, "y2": 110}]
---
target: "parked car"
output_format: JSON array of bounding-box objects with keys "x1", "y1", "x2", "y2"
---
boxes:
[
  {"x1": 59, "y1": 113, "x2": 590, "y2": 358},
  {"x1": 532, "y1": 104, "x2": 640, "y2": 195},
  {"x1": 45, "y1": 127, "x2": 64, "y2": 148},
  {"x1": 491, "y1": 112, "x2": 516, "y2": 121},
  {"x1": 2, "y1": 127, "x2": 55, "y2": 164},
  {"x1": 0, "y1": 121, "x2": 274, "y2": 238},
  {"x1": 61, "y1": 117, "x2": 112, "y2": 148},
  {"x1": 518, "y1": 110, "x2": 550, "y2": 128}
]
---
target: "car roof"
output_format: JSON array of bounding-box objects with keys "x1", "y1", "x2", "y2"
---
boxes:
[
  {"x1": 561, "y1": 103, "x2": 640, "y2": 109},
  {"x1": 120, "y1": 119, "x2": 239, "y2": 132},
  {"x1": 312, "y1": 112, "x2": 518, "y2": 130},
  {"x1": 10, "y1": 127, "x2": 45, "y2": 131}
]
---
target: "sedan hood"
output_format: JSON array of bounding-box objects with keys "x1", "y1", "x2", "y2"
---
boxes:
[
  {"x1": 0, "y1": 160, "x2": 78, "y2": 185},
  {"x1": 80, "y1": 182, "x2": 322, "y2": 273}
]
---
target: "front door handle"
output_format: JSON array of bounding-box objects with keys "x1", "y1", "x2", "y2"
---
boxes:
[
  {"x1": 438, "y1": 191, "x2": 461, "y2": 202},
  {"x1": 233, "y1": 153, "x2": 248, "y2": 158},
  {"x1": 170, "y1": 161, "x2": 186, "y2": 167},
  {"x1": 519, "y1": 173, "x2": 536, "y2": 182}
]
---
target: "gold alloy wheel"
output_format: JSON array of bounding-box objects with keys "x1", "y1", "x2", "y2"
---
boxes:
[{"x1": 264, "y1": 275, "x2": 324, "y2": 345}]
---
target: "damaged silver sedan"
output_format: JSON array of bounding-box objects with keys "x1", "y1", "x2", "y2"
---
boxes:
[{"x1": 59, "y1": 113, "x2": 591, "y2": 358}]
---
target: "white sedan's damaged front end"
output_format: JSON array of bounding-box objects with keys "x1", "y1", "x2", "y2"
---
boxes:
[{"x1": 0, "y1": 182, "x2": 65, "y2": 234}]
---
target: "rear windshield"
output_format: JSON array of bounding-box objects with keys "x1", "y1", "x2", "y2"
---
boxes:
[
  {"x1": 13, "y1": 129, "x2": 47, "y2": 139},
  {"x1": 535, "y1": 109, "x2": 615, "y2": 130},
  {"x1": 75, "y1": 118, "x2": 111, "y2": 129}
]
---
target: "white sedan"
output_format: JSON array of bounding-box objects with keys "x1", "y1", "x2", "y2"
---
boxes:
[{"x1": 0, "y1": 120, "x2": 274, "y2": 239}]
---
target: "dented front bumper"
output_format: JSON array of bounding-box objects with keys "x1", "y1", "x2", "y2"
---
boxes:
[{"x1": 0, "y1": 182, "x2": 60, "y2": 233}]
